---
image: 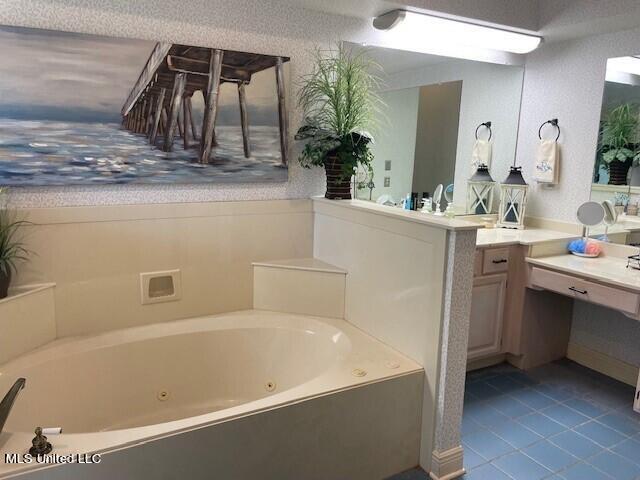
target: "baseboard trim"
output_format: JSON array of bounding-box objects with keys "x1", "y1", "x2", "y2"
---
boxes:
[
  {"x1": 429, "y1": 446, "x2": 465, "y2": 480},
  {"x1": 467, "y1": 354, "x2": 506, "y2": 372},
  {"x1": 567, "y1": 342, "x2": 638, "y2": 386}
]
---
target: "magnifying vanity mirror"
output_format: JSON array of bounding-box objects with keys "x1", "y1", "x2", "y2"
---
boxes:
[
  {"x1": 346, "y1": 42, "x2": 525, "y2": 217},
  {"x1": 577, "y1": 201, "x2": 605, "y2": 230}
]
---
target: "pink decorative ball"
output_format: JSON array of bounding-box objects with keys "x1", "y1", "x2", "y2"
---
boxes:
[{"x1": 584, "y1": 242, "x2": 601, "y2": 256}]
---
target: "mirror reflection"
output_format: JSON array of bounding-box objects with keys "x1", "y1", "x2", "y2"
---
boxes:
[
  {"x1": 346, "y1": 43, "x2": 524, "y2": 216},
  {"x1": 590, "y1": 56, "x2": 640, "y2": 245}
]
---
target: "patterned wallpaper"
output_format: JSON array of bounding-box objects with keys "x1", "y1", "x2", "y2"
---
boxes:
[
  {"x1": 0, "y1": 0, "x2": 371, "y2": 207},
  {"x1": 516, "y1": 25, "x2": 640, "y2": 223}
]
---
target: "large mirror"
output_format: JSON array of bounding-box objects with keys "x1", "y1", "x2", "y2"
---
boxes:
[
  {"x1": 592, "y1": 56, "x2": 640, "y2": 205},
  {"x1": 589, "y1": 56, "x2": 640, "y2": 244},
  {"x1": 346, "y1": 42, "x2": 525, "y2": 215}
]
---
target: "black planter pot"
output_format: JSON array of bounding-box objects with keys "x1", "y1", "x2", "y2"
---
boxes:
[
  {"x1": 324, "y1": 155, "x2": 352, "y2": 200},
  {"x1": 0, "y1": 269, "x2": 10, "y2": 299},
  {"x1": 608, "y1": 159, "x2": 632, "y2": 185}
]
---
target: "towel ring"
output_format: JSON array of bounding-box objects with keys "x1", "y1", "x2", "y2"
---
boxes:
[
  {"x1": 538, "y1": 118, "x2": 560, "y2": 141},
  {"x1": 475, "y1": 121, "x2": 492, "y2": 141}
]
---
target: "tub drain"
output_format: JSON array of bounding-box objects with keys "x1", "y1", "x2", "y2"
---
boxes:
[
  {"x1": 157, "y1": 390, "x2": 170, "y2": 401},
  {"x1": 265, "y1": 381, "x2": 276, "y2": 392},
  {"x1": 352, "y1": 368, "x2": 367, "y2": 377}
]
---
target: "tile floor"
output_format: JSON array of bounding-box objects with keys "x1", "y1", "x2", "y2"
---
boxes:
[{"x1": 389, "y1": 360, "x2": 640, "y2": 480}]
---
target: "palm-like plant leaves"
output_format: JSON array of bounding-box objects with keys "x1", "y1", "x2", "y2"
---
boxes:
[
  {"x1": 0, "y1": 189, "x2": 31, "y2": 277},
  {"x1": 600, "y1": 103, "x2": 639, "y2": 165},
  {"x1": 296, "y1": 44, "x2": 383, "y2": 173}
]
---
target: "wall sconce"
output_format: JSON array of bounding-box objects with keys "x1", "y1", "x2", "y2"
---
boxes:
[
  {"x1": 497, "y1": 166, "x2": 528, "y2": 229},
  {"x1": 467, "y1": 164, "x2": 495, "y2": 215}
]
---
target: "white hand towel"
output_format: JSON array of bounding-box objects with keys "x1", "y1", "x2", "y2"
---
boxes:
[
  {"x1": 471, "y1": 140, "x2": 492, "y2": 170},
  {"x1": 534, "y1": 140, "x2": 559, "y2": 184}
]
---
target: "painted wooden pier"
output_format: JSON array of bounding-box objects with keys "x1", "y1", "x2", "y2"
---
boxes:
[{"x1": 121, "y1": 43, "x2": 290, "y2": 164}]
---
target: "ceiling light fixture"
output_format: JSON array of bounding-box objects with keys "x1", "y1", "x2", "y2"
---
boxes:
[
  {"x1": 607, "y1": 56, "x2": 640, "y2": 76},
  {"x1": 373, "y1": 10, "x2": 542, "y2": 55},
  {"x1": 605, "y1": 56, "x2": 640, "y2": 86}
]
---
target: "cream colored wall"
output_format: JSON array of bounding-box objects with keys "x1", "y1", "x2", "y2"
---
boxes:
[
  {"x1": 368, "y1": 87, "x2": 420, "y2": 202},
  {"x1": 0, "y1": 284, "x2": 56, "y2": 364},
  {"x1": 312, "y1": 199, "x2": 449, "y2": 470},
  {"x1": 15, "y1": 200, "x2": 313, "y2": 337}
]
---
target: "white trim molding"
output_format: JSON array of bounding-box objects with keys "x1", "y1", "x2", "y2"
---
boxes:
[
  {"x1": 567, "y1": 342, "x2": 639, "y2": 386},
  {"x1": 429, "y1": 446, "x2": 465, "y2": 480}
]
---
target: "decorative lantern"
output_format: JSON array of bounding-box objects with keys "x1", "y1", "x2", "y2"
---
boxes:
[
  {"x1": 497, "y1": 166, "x2": 528, "y2": 229},
  {"x1": 466, "y1": 164, "x2": 495, "y2": 215}
]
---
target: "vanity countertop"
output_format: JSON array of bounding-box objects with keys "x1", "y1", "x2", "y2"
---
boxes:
[
  {"x1": 616, "y1": 215, "x2": 640, "y2": 232},
  {"x1": 476, "y1": 228, "x2": 579, "y2": 248},
  {"x1": 526, "y1": 254, "x2": 640, "y2": 292},
  {"x1": 313, "y1": 197, "x2": 481, "y2": 231}
]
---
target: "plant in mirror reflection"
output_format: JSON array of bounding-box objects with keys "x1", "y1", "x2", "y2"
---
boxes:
[{"x1": 599, "y1": 103, "x2": 640, "y2": 185}]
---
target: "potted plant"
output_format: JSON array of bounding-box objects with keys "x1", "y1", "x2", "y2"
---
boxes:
[
  {"x1": 599, "y1": 103, "x2": 640, "y2": 185},
  {"x1": 295, "y1": 44, "x2": 382, "y2": 199},
  {"x1": 0, "y1": 189, "x2": 30, "y2": 299}
]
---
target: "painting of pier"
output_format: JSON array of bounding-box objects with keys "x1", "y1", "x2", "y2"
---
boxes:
[{"x1": 0, "y1": 25, "x2": 290, "y2": 186}]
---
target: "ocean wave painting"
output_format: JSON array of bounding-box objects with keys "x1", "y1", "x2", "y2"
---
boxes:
[{"x1": 0, "y1": 25, "x2": 290, "y2": 186}]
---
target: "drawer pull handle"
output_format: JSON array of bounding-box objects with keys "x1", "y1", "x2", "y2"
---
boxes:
[
  {"x1": 569, "y1": 286, "x2": 587, "y2": 295},
  {"x1": 492, "y1": 259, "x2": 508, "y2": 264}
]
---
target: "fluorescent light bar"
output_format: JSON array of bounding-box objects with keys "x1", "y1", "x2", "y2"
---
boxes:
[
  {"x1": 605, "y1": 56, "x2": 640, "y2": 86},
  {"x1": 607, "y1": 56, "x2": 640, "y2": 76},
  {"x1": 373, "y1": 10, "x2": 542, "y2": 55}
]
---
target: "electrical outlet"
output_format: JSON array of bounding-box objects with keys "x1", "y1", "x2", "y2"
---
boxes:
[
  {"x1": 385, "y1": 160, "x2": 391, "y2": 171},
  {"x1": 384, "y1": 177, "x2": 391, "y2": 187}
]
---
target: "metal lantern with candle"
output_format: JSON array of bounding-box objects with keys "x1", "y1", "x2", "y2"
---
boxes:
[
  {"x1": 467, "y1": 164, "x2": 495, "y2": 215},
  {"x1": 497, "y1": 166, "x2": 528, "y2": 229}
]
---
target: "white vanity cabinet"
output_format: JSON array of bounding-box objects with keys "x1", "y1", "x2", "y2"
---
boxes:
[
  {"x1": 468, "y1": 248, "x2": 509, "y2": 361},
  {"x1": 468, "y1": 236, "x2": 575, "y2": 371},
  {"x1": 468, "y1": 273, "x2": 507, "y2": 360}
]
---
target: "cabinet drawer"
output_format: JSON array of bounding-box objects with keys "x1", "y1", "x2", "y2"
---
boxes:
[
  {"x1": 530, "y1": 267, "x2": 640, "y2": 315},
  {"x1": 474, "y1": 250, "x2": 483, "y2": 277},
  {"x1": 483, "y1": 248, "x2": 509, "y2": 274}
]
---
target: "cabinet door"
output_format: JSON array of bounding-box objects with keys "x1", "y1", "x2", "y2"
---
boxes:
[{"x1": 468, "y1": 274, "x2": 507, "y2": 360}]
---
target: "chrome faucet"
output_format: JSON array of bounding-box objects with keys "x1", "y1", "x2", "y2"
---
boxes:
[{"x1": 0, "y1": 378, "x2": 26, "y2": 434}]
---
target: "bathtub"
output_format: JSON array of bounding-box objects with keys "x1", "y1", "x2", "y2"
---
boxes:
[{"x1": 0, "y1": 310, "x2": 423, "y2": 479}]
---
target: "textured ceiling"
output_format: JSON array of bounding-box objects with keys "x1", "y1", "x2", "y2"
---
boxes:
[
  {"x1": 277, "y1": 0, "x2": 640, "y2": 43},
  {"x1": 274, "y1": 0, "x2": 539, "y2": 30}
]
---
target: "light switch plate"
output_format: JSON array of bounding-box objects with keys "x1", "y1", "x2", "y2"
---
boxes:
[{"x1": 384, "y1": 160, "x2": 391, "y2": 171}]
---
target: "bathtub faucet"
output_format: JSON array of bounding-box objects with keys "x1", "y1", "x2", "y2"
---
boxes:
[{"x1": 0, "y1": 378, "x2": 26, "y2": 434}]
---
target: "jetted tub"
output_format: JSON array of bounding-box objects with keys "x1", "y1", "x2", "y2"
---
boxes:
[{"x1": 0, "y1": 310, "x2": 423, "y2": 479}]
